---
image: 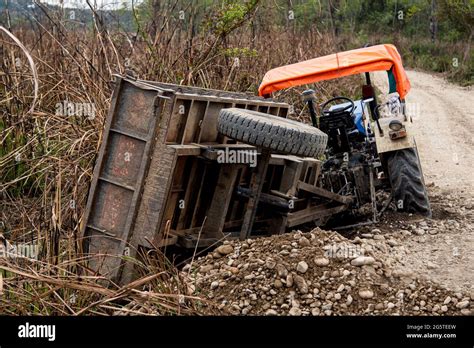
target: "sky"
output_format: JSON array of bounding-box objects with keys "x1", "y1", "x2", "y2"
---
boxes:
[{"x1": 40, "y1": 0, "x2": 144, "y2": 10}]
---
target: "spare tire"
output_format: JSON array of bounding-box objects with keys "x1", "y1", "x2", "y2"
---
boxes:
[{"x1": 218, "y1": 108, "x2": 327, "y2": 157}]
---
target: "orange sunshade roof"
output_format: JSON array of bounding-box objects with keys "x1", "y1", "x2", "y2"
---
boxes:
[{"x1": 259, "y1": 44, "x2": 411, "y2": 99}]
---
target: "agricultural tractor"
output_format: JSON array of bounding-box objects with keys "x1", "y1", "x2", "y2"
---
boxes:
[
  {"x1": 81, "y1": 44, "x2": 431, "y2": 283},
  {"x1": 217, "y1": 44, "x2": 431, "y2": 222}
]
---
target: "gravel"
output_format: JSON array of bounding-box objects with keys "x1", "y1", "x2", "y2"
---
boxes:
[{"x1": 184, "y1": 226, "x2": 472, "y2": 316}]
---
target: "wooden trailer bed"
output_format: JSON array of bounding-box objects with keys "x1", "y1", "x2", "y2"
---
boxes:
[{"x1": 80, "y1": 76, "x2": 347, "y2": 284}]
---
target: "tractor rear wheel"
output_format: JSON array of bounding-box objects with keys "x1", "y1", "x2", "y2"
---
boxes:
[
  {"x1": 386, "y1": 147, "x2": 432, "y2": 217},
  {"x1": 218, "y1": 108, "x2": 327, "y2": 157}
]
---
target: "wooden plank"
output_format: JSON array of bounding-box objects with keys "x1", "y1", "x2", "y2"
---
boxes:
[
  {"x1": 237, "y1": 187, "x2": 290, "y2": 209},
  {"x1": 239, "y1": 150, "x2": 271, "y2": 240},
  {"x1": 198, "y1": 102, "x2": 228, "y2": 143},
  {"x1": 182, "y1": 100, "x2": 207, "y2": 144},
  {"x1": 157, "y1": 234, "x2": 178, "y2": 247},
  {"x1": 287, "y1": 204, "x2": 348, "y2": 227},
  {"x1": 176, "y1": 159, "x2": 199, "y2": 230},
  {"x1": 202, "y1": 164, "x2": 241, "y2": 238},
  {"x1": 297, "y1": 181, "x2": 353, "y2": 204},
  {"x1": 166, "y1": 98, "x2": 191, "y2": 143},
  {"x1": 190, "y1": 163, "x2": 208, "y2": 228},
  {"x1": 201, "y1": 144, "x2": 258, "y2": 161},
  {"x1": 168, "y1": 144, "x2": 201, "y2": 156},
  {"x1": 269, "y1": 154, "x2": 302, "y2": 166},
  {"x1": 268, "y1": 214, "x2": 288, "y2": 235},
  {"x1": 280, "y1": 159, "x2": 303, "y2": 196},
  {"x1": 173, "y1": 91, "x2": 288, "y2": 108}
]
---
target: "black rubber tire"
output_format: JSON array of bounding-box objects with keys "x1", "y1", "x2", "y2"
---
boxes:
[
  {"x1": 218, "y1": 108, "x2": 328, "y2": 157},
  {"x1": 386, "y1": 148, "x2": 432, "y2": 217}
]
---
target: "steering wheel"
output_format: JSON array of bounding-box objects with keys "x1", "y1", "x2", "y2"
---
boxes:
[{"x1": 321, "y1": 96, "x2": 355, "y2": 116}]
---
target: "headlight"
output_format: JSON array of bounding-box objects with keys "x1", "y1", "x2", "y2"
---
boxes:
[{"x1": 389, "y1": 120, "x2": 403, "y2": 131}]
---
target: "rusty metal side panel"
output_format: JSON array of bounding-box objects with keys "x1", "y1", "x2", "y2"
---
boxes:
[
  {"x1": 80, "y1": 78, "x2": 164, "y2": 282},
  {"x1": 132, "y1": 145, "x2": 178, "y2": 248}
]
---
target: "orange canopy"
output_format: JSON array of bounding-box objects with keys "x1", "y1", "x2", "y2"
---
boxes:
[{"x1": 258, "y1": 44, "x2": 411, "y2": 99}]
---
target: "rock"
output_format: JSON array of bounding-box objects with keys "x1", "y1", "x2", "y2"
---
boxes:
[
  {"x1": 414, "y1": 229, "x2": 425, "y2": 236},
  {"x1": 346, "y1": 295, "x2": 353, "y2": 305},
  {"x1": 265, "y1": 309, "x2": 278, "y2": 316},
  {"x1": 293, "y1": 274, "x2": 308, "y2": 294},
  {"x1": 216, "y1": 244, "x2": 234, "y2": 255},
  {"x1": 426, "y1": 262, "x2": 438, "y2": 270},
  {"x1": 289, "y1": 307, "x2": 302, "y2": 316},
  {"x1": 373, "y1": 235, "x2": 385, "y2": 240},
  {"x1": 461, "y1": 309, "x2": 471, "y2": 316},
  {"x1": 286, "y1": 274, "x2": 294, "y2": 287},
  {"x1": 443, "y1": 296, "x2": 451, "y2": 305},
  {"x1": 298, "y1": 237, "x2": 311, "y2": 247},
  {"x1": 456, "y1": 301, "x2": 469, "y2": 309},
  {"x1": 274, "y1": 279, "x2": 283, "y2": 289},
  {"x1": 351, "y1": 256, "x2": 375, "y2": 266},
  {"x1": 314, "y1": 257, "x2": 330, "y2": 266},
  {"x1": 228, "y1": 266, "x2": 239, "y2": 275},
  {"x1": 359, "y1": 289, "x2": 374, "y2": 299},
  {"x1": 276, "y1": 264, "x2": 288, "y2": 278},
  {"x1": 387, "y1": 239, "x2": 398, "y2": 247},
  {"x1": 311, "y1": 308, "x2": 321, "y2": 316},
  {"x1": 200, "y1": 265, "x2": 213, "y2": 273},
  {"x1": 210, "y1": 281, "x2": 219, "y2": 290},
  {"x1": 361, "y1": 233, "x2": 373, "y2": 239},
  {"x1": 336, "y1": 284, "x2": 345, "y2": 293},
  {"x1": 265, "y1": 259, "x2": 276, "y2": 269},
  {"x1": 441, "y1": 305, "x2": 448, "y2": 312},
  {"x1": 401, "y1": 229, "x2": 411, "y2": 236},
  {"x1": 297, "y1": 261, "x2": 309, "y2": 273},
  {"x1": 334, "y1": 293, "x2": 341, "y2": 300},
  {"x1": 387, "y1": 302, "x2": 395, "y2": 309}
]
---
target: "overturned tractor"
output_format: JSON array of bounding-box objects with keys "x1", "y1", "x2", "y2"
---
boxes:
[{"x1": 80, "y1": 44, "x2": 430, "y2": 284}]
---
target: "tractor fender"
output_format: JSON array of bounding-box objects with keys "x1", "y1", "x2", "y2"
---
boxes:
[{"x1": 373, "y1": 116, "x2": 416, "y2": 153}]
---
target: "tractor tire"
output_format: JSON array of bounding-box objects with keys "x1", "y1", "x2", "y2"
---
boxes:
[
  {"x1": 386, "y1": 147, "x2": 432, "y2": 217},
  {"x1": 218, "y1": 108, "x2": 327, "y2": 157}
]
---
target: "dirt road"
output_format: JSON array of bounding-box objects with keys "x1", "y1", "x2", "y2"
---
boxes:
[
  {"x1": 375, "y1": 70, "x2": 474, "y2": 192},
  {"x1": 373, "y1": 70, "x2": 473, "y2": 294}
]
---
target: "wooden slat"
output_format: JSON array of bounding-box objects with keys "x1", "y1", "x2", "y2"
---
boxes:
[
  {"x1": 202, "y1": 164, "x2": 242, "y2": 238},
  {"x1": 287, "y1": 204, "x2": 348, "y2": 227},
  {"x1": 297, "y1": 181, "x2": 353, "y2": 204},
  {"x1": 239, "y1": 150, "x2": 271, "y2": 240},
  {"x1": 167, "y1": 144, "x2": 201, "y2": 156}
]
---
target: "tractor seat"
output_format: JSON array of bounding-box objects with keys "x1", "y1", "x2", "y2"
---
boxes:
[
  {"x1": 328, "y1": 100, "x2": 366, "y2": 135},
  {"x1": 319, "y1": 100, "x2": 366, "y2": 155}
]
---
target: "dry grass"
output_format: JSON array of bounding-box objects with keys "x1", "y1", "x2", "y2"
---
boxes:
[{"x1": 0, "y1": 2, "x2": 359, "y2": 315}]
